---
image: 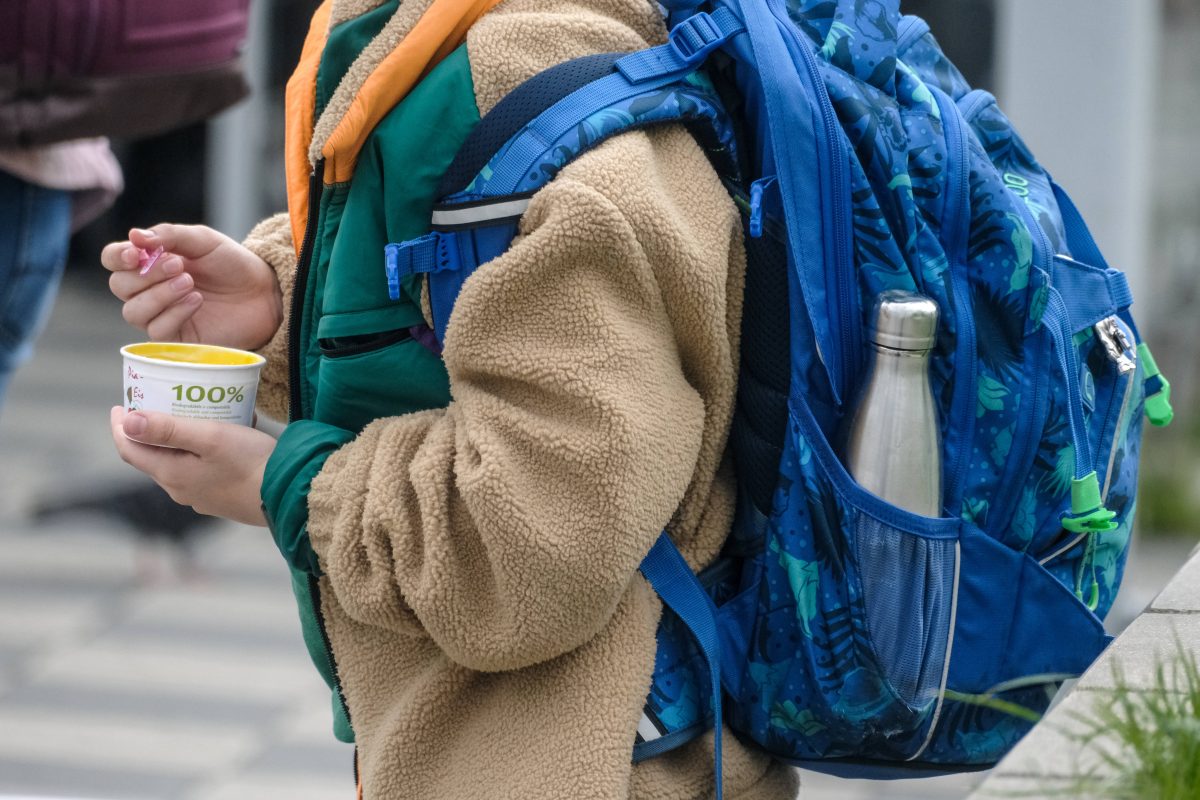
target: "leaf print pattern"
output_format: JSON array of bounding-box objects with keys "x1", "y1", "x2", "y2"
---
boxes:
[
  {"x1": 771, "y1": 538, "x2": 821, "y2": 637},
  {"x1": 990, "y1": 423, "x2": 1014, "y2": 466},
  {"x1": 977, "y1": 375, "x2": 1008, "y2": 416},
  {"x1": 1010, "y1": 486, "x2": 1038, "y2": 548},
  {"x1": 1007, "y1": 214, "x2": 1032, "y2": 293},
  {"x1": 770, "y1": 701, "x2": 828, "y2": 735},
  {"x1": 1045, "y1": 445, "x2": 1075, "y2": 498},
  {"x1": 459, "y1": 73, "x2": 737, "y2": 198}
]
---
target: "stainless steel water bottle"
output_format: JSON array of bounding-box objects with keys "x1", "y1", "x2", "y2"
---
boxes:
[{"x1": 844, "y1": 290, "x2": 942, "y2": 517}]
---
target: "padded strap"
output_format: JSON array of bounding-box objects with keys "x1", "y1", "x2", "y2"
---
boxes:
[
  {"x1": 437, "y1": 53, "x2": 623, "y2": 197},
  {"x1": 733, "y1": 0, "x2": 852, "y2": 404}
]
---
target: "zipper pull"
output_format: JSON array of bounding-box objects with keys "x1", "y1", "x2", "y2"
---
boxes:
[
  {"x1": 1062, "y1": 471, "x2": 1118, "y2": 535},
  {"x1": 384, "y1": 243, "x2": 402, "y2": 301},
  {"x1": 1137, "y1": 342, "x2": 1174, "y2": 426},
  {"x1": 1094, "y1": 317, "x2": 1135, "y2": 375},
  {"x1": 748, "y1": 176, "x2": 777, "y2": 239}
]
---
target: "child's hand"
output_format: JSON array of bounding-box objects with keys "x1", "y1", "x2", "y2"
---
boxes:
[
  {"x1": 101, "y1": 224, "x2": 283, "y2": 352},
  {"x1": 110, "y1": 407, "x2": 275, "y2": 526}
]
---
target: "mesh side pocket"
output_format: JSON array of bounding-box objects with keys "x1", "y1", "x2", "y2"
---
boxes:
[{"x1": 855, "y1": 513, "x2": 957, "y2": 710}]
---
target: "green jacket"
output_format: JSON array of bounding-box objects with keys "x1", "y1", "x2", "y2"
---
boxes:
[{"x1": 260, "y1": 5, "x2": 481, "y2": 741}]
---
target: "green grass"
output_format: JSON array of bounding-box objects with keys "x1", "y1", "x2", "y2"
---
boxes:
[
  {"x1": 1136, "y1": 405, "x2": 1200, "y2": 539},
  {"x1": 1137, "y1": 465, "x2": 1200, "y2": 538},
  {"x1": 1055, "y1": 642, "x2": 1200, "y2": 799}
]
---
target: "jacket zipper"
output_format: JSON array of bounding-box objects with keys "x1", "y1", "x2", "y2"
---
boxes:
[
  {"x1": 285, "y1": 162, "x2": 352, "y2": 738},
  {"x1": 309, "y1": 571, "x2": 353, "y2": 733},
  {"x1": 288, "y1": 162, "x2": 325, "y2": 421}
]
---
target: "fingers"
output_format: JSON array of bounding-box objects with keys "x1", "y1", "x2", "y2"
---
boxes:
[
  {"x1": 117, "y1": 267, "x2": 198, "y2": 324},
  {"x1": 109, "y1": 407, "x2": 274, "y2": 525},
  {"x1": 100, "y1": 240, "x2": 140, "y2": 273},
  {"x1": 102, "y1": 223, "x2": 222, "y2": 281},
  {"x1": 111, "y1": 406, "x2": 183, "y2": 480},
  {"x1": 144, "y1": 291, "x2": 203, "y2": 341},
  {"x1": 114, "y1": 263, "x2": 203, "y2": 342},
  {"x1": 121, "y1": 409, "x2": 225, "y2": 455},
  {"x1": 108, "y1": 252, "x2": 185, "y2": 300},
  {"x1": 101, "y1": 223, "x2": 219, "y2": 275},
  {"x1": 129, "y1": 224, "x2": 223, "y2": 261}
]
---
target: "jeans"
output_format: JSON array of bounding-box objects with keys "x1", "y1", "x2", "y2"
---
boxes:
[{"x1": 0, "y1": 170, "x2": 72, "y2": 406}]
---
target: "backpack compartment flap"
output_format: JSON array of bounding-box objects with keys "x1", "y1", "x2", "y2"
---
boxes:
[{"x1": 951, "y1": 523, "x2": 1111, "y2": 695}]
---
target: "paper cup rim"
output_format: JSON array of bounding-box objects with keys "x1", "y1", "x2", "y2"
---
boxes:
[{"x1": 121, "y1": 342, "x2": 266, "y2": 370}]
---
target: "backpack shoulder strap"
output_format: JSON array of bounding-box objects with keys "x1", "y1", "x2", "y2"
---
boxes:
[
  {"x1": 637, "y1": 532, "x2": 725, "y2": 795},
  {"x1": 385, "y1": 49, "x2": 739, "y2": 343},
  {"x1": 435, "y1": 52, "x2": 626, "y2": 200}
]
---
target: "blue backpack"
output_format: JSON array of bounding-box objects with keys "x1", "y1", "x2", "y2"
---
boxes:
[{"x1": 386, "y1": 0, "x2": 1174, "y2": 789}]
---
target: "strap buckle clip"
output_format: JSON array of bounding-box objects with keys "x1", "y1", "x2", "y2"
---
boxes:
[{"x1": 668, "y1": 12, "x2": 726, "y2": 64}]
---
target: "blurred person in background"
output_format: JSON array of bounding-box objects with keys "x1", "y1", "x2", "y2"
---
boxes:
[
  {"x1": 0, "y1": 0, "x2": 251, "y2": 409},
  {"x1": 0, "y1": 140, "x2": 122, "y2": 405},
  {"x1": 5, "y1": 3, "x2": 251, "y2": 582}
]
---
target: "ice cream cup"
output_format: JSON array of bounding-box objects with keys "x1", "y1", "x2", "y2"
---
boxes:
[{"x1": 121, "y1": 342, "x2": 265, "y2": 426}]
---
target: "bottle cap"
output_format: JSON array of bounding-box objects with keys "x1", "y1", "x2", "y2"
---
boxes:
[{"x1": 870, "y1": 290, "x2": 939, "y2": 351}]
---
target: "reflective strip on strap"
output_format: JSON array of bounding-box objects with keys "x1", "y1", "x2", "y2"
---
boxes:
[
  {"x1": 430, "y1": 197, "x2": 531, "y2": 229},
  {"x1": 636, "y1": 712, "x2": 665, "y2": 743}
]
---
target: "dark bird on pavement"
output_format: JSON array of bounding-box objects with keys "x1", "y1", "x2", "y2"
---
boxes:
[{"x1": 30, "y1": 479, "x2": 218, "y2": 581}]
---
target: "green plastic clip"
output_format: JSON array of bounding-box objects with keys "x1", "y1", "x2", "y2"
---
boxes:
[
  {"x1": 1061, "y1": 471, "x2": 1118, "y2": 534},
  {"x1": 1137, "y1": 342, "x2": 1174, "y2": 427}
]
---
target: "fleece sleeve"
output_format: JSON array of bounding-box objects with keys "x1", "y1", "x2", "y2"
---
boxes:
[
  {"x1": 241, "y1": 211, "x2": 297, "y2": 424},
  {"x1": 305, "y1": 126, "x2": 741, "y2": 673}
]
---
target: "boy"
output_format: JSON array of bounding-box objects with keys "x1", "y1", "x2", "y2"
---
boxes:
[{"x1": 103, "y1": 0, "x2": 798, "y2": 796}]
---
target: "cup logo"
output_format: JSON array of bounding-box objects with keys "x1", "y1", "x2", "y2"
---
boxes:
[{"x1": 122, "y1": 344, "x2": 263, "y2": 427}]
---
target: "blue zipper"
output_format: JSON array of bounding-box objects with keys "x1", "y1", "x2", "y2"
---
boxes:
[
  {"x1": 1043, "y1": 289, "x2": 1095, "y2": 482},
  {"x1": 930, "y1": 87, "x2": 977, "y2": 516},
  {"x1": 987, "y1": 194, "x2": 1053, "y2": 538},
  {"x1": 895, "y1": 16, "x2": 930, "y2": 57},
  {"x1": 957, "y1": 89, "x2": 994, "y2": 125},
  {"x1": 1038, "y1": 317, "x2": 1137, "y2": 567},
  {"x1": 1043, "y1": 287, "x2": 1112, "y2": 608},
  {"x1": 764, "y1": 0, "x2": 860, "y2": 405}
]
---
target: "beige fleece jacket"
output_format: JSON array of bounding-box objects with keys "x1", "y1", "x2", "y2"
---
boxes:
[{"x1": 244, "y1": 0, "x2": 800, "y2": 797}]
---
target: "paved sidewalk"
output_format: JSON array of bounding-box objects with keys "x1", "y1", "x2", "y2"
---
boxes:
[{"x1": 0, "y1": 276, "x2": 353, "y2": 800}]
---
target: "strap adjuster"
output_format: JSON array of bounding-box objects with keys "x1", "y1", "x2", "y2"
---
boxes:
[
  {"x1": 616, "y1": 8, "x2": 742, "y2": 83},
  {"x1": 668, "y1": 12, "x2": 725, "y2": 64},
  {"x1": 384, "y1": 233, "x2": 461, "y2": 301}
]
